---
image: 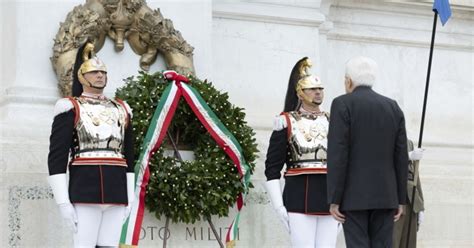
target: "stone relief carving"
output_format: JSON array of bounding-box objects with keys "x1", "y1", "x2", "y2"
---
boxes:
[{"x1": 51, "y1": 0, "x2": 195, "y2": 96}]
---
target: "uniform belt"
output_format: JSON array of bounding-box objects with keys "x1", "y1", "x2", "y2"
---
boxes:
[
  {"x1": 285, "y1": 160, "x2": 327, "y2": 176},
  {"x1": 74, "y1": 149, "x2": 124, "y2": 159},
  {"x1": 287, "y1": 160, "x2": 326, "y2": 169},
  {"x1": 72, "y1": 149, "x2": 126, "y2": 167}
]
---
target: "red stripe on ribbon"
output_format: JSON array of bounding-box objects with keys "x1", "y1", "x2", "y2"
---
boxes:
[
  {"x1": 225, "y1": 219, "x2": 235, "y2": 241},
  {"x1": 237, "y1": 194, "x2": 243, "y2": 209},
  {"x1": 132, "y1": 153, "x2": 150, "y2": 244},
  {"x1": 131, "y1": 86, "x2": 183, "y2": 245}
]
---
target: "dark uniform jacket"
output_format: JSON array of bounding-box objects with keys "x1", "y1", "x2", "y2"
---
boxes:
[
  {"x1": 48, "y1": 96, "x2": 134, "y2": 205},
  {"x1": 327, "y1": 86, "x2": 408, "y2": 211}
]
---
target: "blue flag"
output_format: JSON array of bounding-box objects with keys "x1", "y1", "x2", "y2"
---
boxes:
[{"x1": 433, "y1": 0, "x2": 452, "y2": 25}]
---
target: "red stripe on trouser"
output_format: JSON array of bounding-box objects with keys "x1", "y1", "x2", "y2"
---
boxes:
[
  {"x1": 99, "y1": 166, "x2": 104, "y2": 203},
  {"x1": 304, "y1": 175, "x2": 308, "y2": 213}
]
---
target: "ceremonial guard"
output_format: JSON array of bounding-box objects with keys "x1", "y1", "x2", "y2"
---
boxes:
[
  {"x1": 265, "y1": 57, "x2": 339, "y2": 247},
  {"x1": 47, "y1": 41, "x2": 135, "y2": 247},
  {"x1": 393, "y1": 140, "x2": 425, "y2": 247}
]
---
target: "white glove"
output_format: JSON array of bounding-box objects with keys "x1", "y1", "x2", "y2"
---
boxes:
[
  {"x1": 48, "y1": 174, "x2": 70, "y2": 205},
  {"x1": 124, "y1": 172, "x2": 135, "y2": 221},
  {"x1": 59, "y1": 203, "x2": 78, "y2": 233},
  {"x1": 48, "y1": 174, "x2": 78, "y2": 232},
  {"x1": 409, "y1": 148, "x2": 424, "y2": 161},
  {"x1": 418, "y1": 211, "x2": 424, "y2": 226},
  {"x1": 265, "y1": 180, "x2": 290, "y2": 232}
]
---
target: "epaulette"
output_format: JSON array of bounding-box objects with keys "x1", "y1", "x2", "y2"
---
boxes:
[
  {"x1": 53, "y1": 98, "x2": 74, "y2": 117},
  {"x1": 273, "y1": 112, "x2": 289, "y2": 131}
]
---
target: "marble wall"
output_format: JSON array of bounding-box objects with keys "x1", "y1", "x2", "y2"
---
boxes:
[{"x1": 0, "y1": 0, "x2": 472, "y2": 247}]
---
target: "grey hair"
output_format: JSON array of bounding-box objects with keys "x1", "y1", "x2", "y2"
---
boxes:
[{"x1": 345, "y1": 56, "x2": 378, "y2": 87}]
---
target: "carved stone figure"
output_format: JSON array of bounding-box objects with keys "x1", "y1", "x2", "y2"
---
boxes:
[{"x1": 51, "y1": 0, "x2": 195, "y2": 96}]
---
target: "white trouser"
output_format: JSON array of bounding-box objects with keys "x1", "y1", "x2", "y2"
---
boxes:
[
  {"x1": 288, "y1": 213, "x2": 340, "y2": 248},
  {"x1": 73, "y1": 204, "x2": 125, "y2": 248}
]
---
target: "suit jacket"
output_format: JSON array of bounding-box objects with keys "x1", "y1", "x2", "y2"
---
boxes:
[{"x1": 327, "y1": 86, "x2": 408, "y2": 211}]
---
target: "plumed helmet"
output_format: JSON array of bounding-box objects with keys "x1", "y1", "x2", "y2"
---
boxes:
[
  {"x1": 72, "y1": 41, "x2": 107, "y2": 97},
  {"x1": 283, "y1": 57, "x2": 323, "y2": 111},
  {"x1": 295, "y1": 58, "x2": 323, "y2": 91}
]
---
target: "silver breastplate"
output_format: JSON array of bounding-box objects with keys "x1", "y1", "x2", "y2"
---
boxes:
[
  {"x1": 74, "y1": 97, "x2": 127, "y2": 158},
  {"x1": 288, "y1": 111, "x2": 329, "y2": 162}
]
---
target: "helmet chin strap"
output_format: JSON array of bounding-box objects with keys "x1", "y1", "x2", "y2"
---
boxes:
[
  {"x1": 304, "y1": 100, "x2": 319, "y2": 108},
  {"x1": 83, "y1": 77, "x2": 106, "y2": 90},
  {"x1": 298, "y1": 91, "x2": 319, "y2": 108},
  {"x1": 90, "y1": 84, "x2": 106, "y2": 89}
]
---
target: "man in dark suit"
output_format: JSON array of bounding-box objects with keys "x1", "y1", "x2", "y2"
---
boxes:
[{"x1": 327, "y1": 56, "x2": 408, "y2": 247}]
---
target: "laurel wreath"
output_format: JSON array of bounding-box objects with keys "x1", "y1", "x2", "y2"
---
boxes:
[{"x1": 115, "y1": 71, "x2": 258, "y2": 223}]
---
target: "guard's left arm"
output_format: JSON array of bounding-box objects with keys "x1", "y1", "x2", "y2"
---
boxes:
[
  {"x1": 417, "y1": 173, "x2": 425, "y2": 210},
  {"x1": 123, "y1": 108, "x2": 136, "y2": 206},
  {"x1": 124, "y1": 115, "x2": 135, "y2": 173}
]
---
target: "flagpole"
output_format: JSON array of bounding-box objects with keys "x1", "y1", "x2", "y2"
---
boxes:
[
  {"x1": 405, "y1": 10, "x2": 438, "y2": 248},
  {"x1": 417, "y1": 11, "x2": 438, "y2": 149}
]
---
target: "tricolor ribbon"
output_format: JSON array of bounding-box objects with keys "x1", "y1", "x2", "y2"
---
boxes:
[{"x1": 120, "y1": 71, "x2": 251, "y2": 248}]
